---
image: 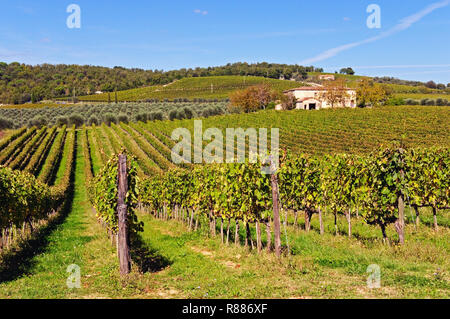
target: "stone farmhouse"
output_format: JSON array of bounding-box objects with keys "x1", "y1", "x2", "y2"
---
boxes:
[{"x1": 277, "y1": 86, "x2": 357, "y2": 110}]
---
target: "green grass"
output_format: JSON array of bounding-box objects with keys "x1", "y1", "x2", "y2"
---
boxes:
[
  {"x1": 111, "y1": 210, "x2": 449, "y2": 299},
  {"x1": 0, "y1": 131, "x2": 121, "y2": 298}
]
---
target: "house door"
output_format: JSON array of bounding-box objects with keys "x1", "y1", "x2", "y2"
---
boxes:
[{"x1": 309, "y1": 103, "x2": 316, "y2": 110}]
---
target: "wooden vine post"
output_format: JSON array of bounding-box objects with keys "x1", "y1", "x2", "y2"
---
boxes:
[
  {"x1": 395, "y1": 152, "x2": 406, "y2": 245},
  {"x1": 117, "y1": 154, "x2": 131, "y2": 275},
  {"x1": 396, "y1": 193, "x2": 405, "y2": 245},
  {"x1": 270, "y1": 156, "x2": 282, "y2": 257}
]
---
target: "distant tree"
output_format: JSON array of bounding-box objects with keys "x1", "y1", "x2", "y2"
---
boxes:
[
  {"x1": 69, "y1": 114, "x2": 85, "y2": 127},
  {"x1": 29, "y1": 115, "x2": 48, "y2": 128},
  {"x1": 118, "y1": 113, "x2": 129, "y2": 123},
  {"x1": 134, "y1": 113, "x2": 147, "y2": 122},
  {"x1": 152, "y1": 111, "x2": 164, "y2": 121},
  {"x1": 169, "y1": 110, "x2": 179, "y2": 121},
  {"x1": 317, "y1": 79, "x2": 350, "y2": 108},
  {"x1": 425, "y1": 81, "x2": 437, "y2": 89},
  {"x1": 183, "y1": 107, "x2": 194, "y2": 119},
  {"x1": 280, "y1": 92, "x2": 297, "y2": 110},
  {"x1": 0, "y1": 116, "x2": 14, "y2": 130},
  {"x1": 56, "y1": 116, "x2": 69, "y2": 127},
  {"x1": 356, "y1": 78, "x2": 388, "y2": 107},
  {"x1": 103, "y1": 112, "x2": 117, "y2": 126},
  {"x1": 230, "y1": 84, "x2": 277, "y2": 113},
  {"x1": 436, "y1": 83, "x2": 446, "y2": 90},
  {"x1": 340, "y1": 67, "x2": 355, "y2": 75},
  {"x1": 88, "y1": 115, "x2": 99, "y2": 126}
]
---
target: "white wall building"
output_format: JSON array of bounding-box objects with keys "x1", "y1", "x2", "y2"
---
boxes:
[
  {"x1": 277, "y1": 87, "x2": 357, "y2": 110},
  {"x1": 318, "y1": 74, "x2": 335, "y2": 81}
]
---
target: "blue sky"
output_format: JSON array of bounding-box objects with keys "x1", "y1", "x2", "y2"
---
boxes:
[{"x1": 1, "y1": 0, "x2": 449, "y2": 83}]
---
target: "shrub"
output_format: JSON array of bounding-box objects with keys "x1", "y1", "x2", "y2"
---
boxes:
[
  {"x1": 69, "y1": 114, "x2": 85, "y2": 127},
  {"x1": 88, "y1": 115, "x2": 99, "y2": 126},
  {"x1": 420, "y1": 99, "x2": 428, "y2": 106},
  {"x1": 183, "y1": 107, "x2": 194, "y2": 119},
  {"x1": 103, "y1": 112, "x2": 117, "y2": 126},
  {"x1": 134, "y1": 113, "x2": 146, "y2": 122},
  {"x1": 143, "y1": 112, "x2": 152, "y2": 122},
  {"x1": 386, "y1": 97, "x2": 405, "y2": 106},
  {"x1": 202, "y1": 107, "x2": 213, "y2": 117},
  {"x1": 436, "y1": 98, "x2": 445, "y2": 106},
  {"x1": 118, "y1": 113, "x2": 129, "y2": 123},
  {"x1": 227, "y1": 103, "x2": 243, "y2": 114},
  {"x1": 152, "y1": 111, "x2": 164, "y2": 121},
  {"x1": 169, "y1": 110, "x2": 179, "y2": 121},
  {"x1": 56, "y1": 116, "x2": 69, "y2": 127},
  {"x1": 29, "y1": 115, "x2": 48, "y2": 128},
  {"x1": 230, "y1": 84, "x2": 278, "y2": 112},
  {"x1": 426, "y1": 99, "x2": 436, "y2": 106},
  {"x1": 0, "y1": 116, "x2": 14, "y2": 130},
  {"x1": 280, "y1": 92, "x2": 297, "y2": 110}
]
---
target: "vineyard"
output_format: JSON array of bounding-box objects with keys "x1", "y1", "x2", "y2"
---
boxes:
[
  {"x1": 75, "y1": 76, "x2": 305, "y2": 102},
  {"x1": 0, "y1": 105, "x2": 449, "y2": 298},
  {"x1": 71, "y1": 74, "x2": 448, "y2": 105}
]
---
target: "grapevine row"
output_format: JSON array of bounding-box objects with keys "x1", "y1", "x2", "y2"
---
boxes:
[{"x1": 139, "y1": 145, "x2": 449, "y2": 248}]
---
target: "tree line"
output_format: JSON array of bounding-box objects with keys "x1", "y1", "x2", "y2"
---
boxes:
[{"x1": 0, "y1": 62, "x2": 322, "y2": 105}]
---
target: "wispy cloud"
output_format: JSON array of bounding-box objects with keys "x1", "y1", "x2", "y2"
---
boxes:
[
  {"x1": 194, "y1": 9, "x2": 208, "y2": 15},
  {"x1": 335, "y1": 64, "x2": 450, "y2": 69},
  {"x1": 299, "y1": 0, "x2": 450, "y2": 65}
]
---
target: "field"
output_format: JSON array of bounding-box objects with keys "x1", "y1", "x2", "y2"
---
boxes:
[
  {"x1": 75, "y1": 76, "x2": 304, "y2": 102},
  {"x1": 0, "y1": 105, "x2": 449, "y2": 298},
  {"x1": 0, "y1": 102, "x2": 228, "y2": 129}
]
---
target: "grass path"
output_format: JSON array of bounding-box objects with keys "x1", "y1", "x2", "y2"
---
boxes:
[{"x1": 0, "y1": 132, "x2": 119, "y2": 298}]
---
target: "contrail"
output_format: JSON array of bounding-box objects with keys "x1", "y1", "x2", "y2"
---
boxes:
[
  {"x1": 299, "y1": 0, "x2": 450, "y2": 65},
  {"x1": 350, "y1": 64, "x2": 450, "y2": 69}
]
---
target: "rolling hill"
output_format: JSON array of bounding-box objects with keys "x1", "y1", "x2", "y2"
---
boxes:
[{"x1": 76, "y1": 76, "x2": 305, "y2": 102}]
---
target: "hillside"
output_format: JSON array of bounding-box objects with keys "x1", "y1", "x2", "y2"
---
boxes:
[
  {"x1": 74, "y1": 74, "x2": 449, "y2": 104},
  {"x1": 76, "y1": 76, "x2": 305, "y2": 102},
  {"x1": 0, "y1": 62, "x2": 320, "y2": 104}
]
